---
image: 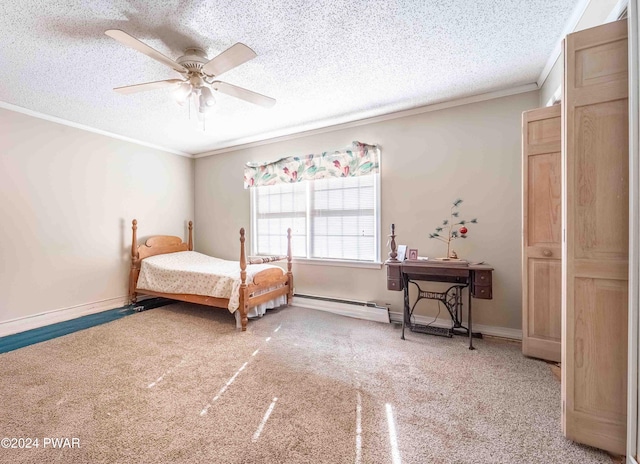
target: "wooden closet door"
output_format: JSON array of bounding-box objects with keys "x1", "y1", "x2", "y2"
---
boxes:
[
  {"x1": 522, "y1": 105, "x2": 562, "y2": 362},
  {"x1": 563, "y1": 19, "x2": 629, "y2": 455}
]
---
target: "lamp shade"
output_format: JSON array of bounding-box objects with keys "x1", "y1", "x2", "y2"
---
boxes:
[
  {"x1": 173, "y1": 82, "x2": 192, "y2": 104},
  {"x1": 200, "y1": 86, "x2": 216, "y2": 108}
]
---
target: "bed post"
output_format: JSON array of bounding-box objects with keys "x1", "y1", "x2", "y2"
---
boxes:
[
  {"x1": 286, "y1": 228, "x2": 293, "y2": 305},
  {"x1": 239, "y1": 228, "x2": 249, "y2": 331},
  {"x1": 188, "y1": 221, "x2": 193, "y2": 251},
  {"x1": 129, "y1": 219, "x2": 139, "y2": 304}
]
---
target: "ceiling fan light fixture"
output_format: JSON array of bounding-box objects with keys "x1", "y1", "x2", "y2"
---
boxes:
[
  {"x1": 200, "y1": 86, "x2": 216, "y2": 108},
  {"x1": 198, "y1": 102, "x2": 212, "y2": 118},
  {"x1": 173, "y1": 82, "x2": 192, "y2": 104}
]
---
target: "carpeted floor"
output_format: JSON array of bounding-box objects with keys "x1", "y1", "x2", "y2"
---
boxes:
[{"x1": 0, "y1": 304, "x2": 617, "y2": 463}]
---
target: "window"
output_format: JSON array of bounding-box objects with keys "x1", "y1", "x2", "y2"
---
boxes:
[{"x1": 251, "y1": 174, "x2": 380, "y2": 263}]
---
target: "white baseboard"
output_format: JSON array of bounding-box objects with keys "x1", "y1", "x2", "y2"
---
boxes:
[
  {"x1": 0, "y1": 296, "x2": 130, "y2": 338},
  {"x1": 292, "y1": 296, "x2": 390, "y2": 323},
  {"x1": 389, "y1": 311, "x2": 522, "y2": 341}
]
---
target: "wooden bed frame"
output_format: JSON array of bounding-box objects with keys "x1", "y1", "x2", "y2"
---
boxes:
[{"x1": 128, "y1": 219, "x2": 293, "y2": 331}]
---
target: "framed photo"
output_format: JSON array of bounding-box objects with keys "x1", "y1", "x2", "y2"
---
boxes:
[
  {"x1": 408, "y1": 248, "x2": 418, "y2": 260},
  {"x1": 397, "y1": 245, "x2": 407, "y2": 261}
]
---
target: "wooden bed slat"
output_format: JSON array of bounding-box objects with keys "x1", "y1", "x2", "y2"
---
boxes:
[
  {"x1": 248, "y1": 287, "x2": 290, "y2": 307},
  {"x1": 134, "y1": 290, "x2": 231, "y2": 308}
]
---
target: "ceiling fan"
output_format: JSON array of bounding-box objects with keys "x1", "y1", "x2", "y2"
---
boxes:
[{"x1": 104, "y1": 29, "x2": 275, "y2": 117}]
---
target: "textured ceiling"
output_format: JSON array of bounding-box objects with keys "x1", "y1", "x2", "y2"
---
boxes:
[{"x1": 0, "y1": 0, "x2": 579, "y2": 155}]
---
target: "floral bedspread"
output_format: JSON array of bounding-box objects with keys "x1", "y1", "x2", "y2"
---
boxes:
[{"x1": 136, "y1": 251, "x2": 283, "y2": 312}]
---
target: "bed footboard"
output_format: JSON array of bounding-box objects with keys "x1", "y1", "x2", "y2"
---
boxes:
[{"x1": 238, "y1": 227, "x2": 293, "y2": 331}]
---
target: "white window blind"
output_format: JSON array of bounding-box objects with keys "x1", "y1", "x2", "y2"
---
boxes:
[{"x1": 252, "y1": 174, "x2": 380, "y2": 263}]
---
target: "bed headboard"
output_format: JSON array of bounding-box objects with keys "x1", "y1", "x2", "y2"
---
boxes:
[
  {"x1": 129, "y1": 219, "x2": 193, "y2": 302},
  {"x1": 131, "y1": 219, "x2": 193, "y2": 261}
]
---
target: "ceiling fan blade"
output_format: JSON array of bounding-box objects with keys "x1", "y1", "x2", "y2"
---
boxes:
[
  {"x1": 212, "y1": 81, "x2": 276, "y2": 108},
  {"x1": 202, "y1": 43, "x2": 257, "y2": 77},
  {"x1": 105, "y1": 29, "x2": 187, "y2": 74},
  {"x1": 114, "y1": 79, "x2": 184, "y2": 95}
]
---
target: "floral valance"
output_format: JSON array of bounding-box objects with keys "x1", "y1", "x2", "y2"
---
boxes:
[{"x1": 243, "y1": 141, "x2": 380, "y2": 188}]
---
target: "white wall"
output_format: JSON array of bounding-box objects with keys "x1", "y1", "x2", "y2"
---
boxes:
[
  {"x1": 194, "y1": 91, "x2": 540, "y2": 330},
  {"x1": 0, "y1": 108, "x2": 194, "y2": 326}
]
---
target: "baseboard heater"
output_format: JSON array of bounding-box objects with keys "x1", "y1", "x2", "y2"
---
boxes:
[{"x1": 293, "y1": 294, "x2": 390, "y2": 323}]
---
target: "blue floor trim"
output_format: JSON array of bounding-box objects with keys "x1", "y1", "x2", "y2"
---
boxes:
[{"x1": 0, "y1": 298, "x2": 173, "y2": 354}]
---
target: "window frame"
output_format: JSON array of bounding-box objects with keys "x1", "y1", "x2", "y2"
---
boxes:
[{"x1": 250, "y1": 173, "x2": 382, "y2": 268}]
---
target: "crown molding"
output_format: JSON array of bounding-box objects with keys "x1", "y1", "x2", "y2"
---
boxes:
[
  {"x1": 0, "y1": 101, "x2": 192, "y2": 158},
  {"x1": 1, "y1": 81, "x2": 539, "y2": 161},
  {"x1": 537, "y1": 0, "x2": 591, "y2": 88},
  {"x1": 194, "y1": 83, "x2": 539, "y2": 158}
]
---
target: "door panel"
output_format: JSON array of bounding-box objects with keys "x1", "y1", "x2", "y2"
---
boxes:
[
  {"x1": 574, "y1": 101, "x2": 629, "y2": 260},
  {"x1": 528, "y1": 259, "x2": 562, "y2": 341},
  {"x1": 575, "y1": 40, "x2": 628, "y2": 88},
  {"x1": 563, "y1": 19, "x2": 629, "y2": 455},
  {"x1": 522, "y1": 105, "x2": 562, "y2": 362},
  {"x1": 573, "y1": 278, "x2": 628, "y2": 421},
  {"x1": 528, "y1": 152, "x2": 562, "y2": 245}
]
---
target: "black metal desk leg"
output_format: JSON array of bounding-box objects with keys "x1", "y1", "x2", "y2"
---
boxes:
[
  {"x1": 468, "y1": 287, "x2": 475, "y2": 350},
  {"x1": 401, "y1": 299, "x2": 406, "y2": 341},
  {"x1": 401, "y1": 274, "x2": 409, "y2": 340}
]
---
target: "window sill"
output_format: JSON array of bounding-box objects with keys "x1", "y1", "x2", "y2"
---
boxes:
[{"x1": 292, "y1": 258, "x2": 383, "y2": 270}]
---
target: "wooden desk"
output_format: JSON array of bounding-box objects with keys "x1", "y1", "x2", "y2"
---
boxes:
[{"x1": 386, "y1": 260, "x2": 493, "y2": 349}]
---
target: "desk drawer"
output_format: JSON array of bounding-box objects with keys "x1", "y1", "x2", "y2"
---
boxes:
[
  {"x1": 406, "y1": 267, "x2": 469, "y2": 278},
  {"x1": 387, "y1": 278, "x2": 402, "y2": 291},
  {"x1": 387, "y1": 265, "x2": 401, "y2": 280},
  {"x1": 473, "y1": 284, "x2": 492, "y2": 299},
  {"x1": 474, "y1": 271, "x2": 492, "y2": 285},
  {"x1": 386, "y1": 264, "x2": 403, "y2": 291}
]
